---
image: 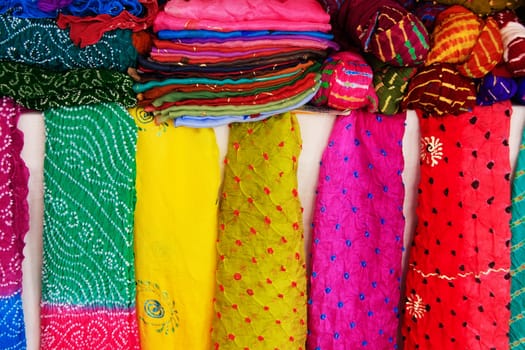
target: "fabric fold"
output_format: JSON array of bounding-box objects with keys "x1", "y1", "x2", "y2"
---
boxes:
[{"x1": 40, "y1": 103, "x2": 139, "y2": 350}]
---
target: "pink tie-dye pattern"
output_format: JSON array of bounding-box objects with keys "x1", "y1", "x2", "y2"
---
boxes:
[
  {"x1": 307, "y1": 110, "x2": 406, "y2": 349},
  {"x1": 41, "y1": 305, "x2": 140, "y2": 350}
]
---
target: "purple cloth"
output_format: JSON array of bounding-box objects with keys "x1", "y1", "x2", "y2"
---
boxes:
[
  {"x1": 38, "y1": 0, "x2": 72, "y2": 11},
  {"x1": 307, "y1": 110, "x2": 406, "y2": 349}
]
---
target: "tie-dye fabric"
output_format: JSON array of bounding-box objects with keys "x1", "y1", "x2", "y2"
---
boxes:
[
  {"x1": 40, "y1": 103, "x2": 139, "y2": 349},
  {"x1": 211, "y1": 112, "x2": 307, "y2": 349},
  {"x1": 402, "y1": 102, "x2": 512, "y2": 349},
  {"x1": 307, "y1": 110, "x2": 406, "y2": 349},
  {"x1": 510, "y1": 118, "x2": 525, "y2": 348},
  {"x1": 0, "y1": 97, "x2": 29, "y2": 350}
]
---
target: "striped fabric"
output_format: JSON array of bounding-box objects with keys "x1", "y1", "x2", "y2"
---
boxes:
[
  {"x1": 457, "y1": 17, "x2": 503, "y2": 78},
  {"x1": 511, "y1": 124, "x2": 525, "y2": 348},
  {"x1": 500, "y1": 21, "x2": 525, "y2": 77},
  {"x1": 426, "y1": 5, "x2": 482, "y2": 66},
  {"x1": 370, "y1": 56, "x2": 417, "y2": 115},
  {"x1": 359, "y1": 5, "x2": 429, "y2": 67},
  {"x1": 402, "y1": 63, "x2": 476, "y2": 116},
  {"x1": 312, "y1": 51, "x2": 378, "y2": 112}
]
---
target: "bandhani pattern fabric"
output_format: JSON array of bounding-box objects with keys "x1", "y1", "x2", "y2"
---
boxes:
[
  {"x1": 0, "y1": 97, "x2": 29, "y2": 350},
  {"x1": 402, "y1": 102, "x2": 512, "y2": 349},
  {"x1": 0, "y1": 61, "x2": 136, "y2": 110},
  {"x1": 357, "y1": 5, "x2": 429, "y2": 67},
  {"x1": 368, "y1": 55, "x2": 417, "y2": 115},
  {"x1": 337, "y1": 0, "x2": 429, "y2": 67},
  {"x1": 511, "y1": 119, "x2": 525, "y2": 348},
  {"x1": 307, "y1": 110, "x2": 406, "y2": 350},
  {"x1": 40, "y1": 103, "x2": 139, "y2": 350},
  {"x1": 456, "y1": 17, "x2": 503, "y2": 79},
  {"x1": 211, "y1": 112, "x2": 307, "y2": 349},
  {"x1": 132, "y1": 107, "x2": 220, "y2": 350},
  {"x1": 497, "y1": 12, "x2": 525, "y2": 77},
  {"x1": 0, "y1": 14, "x2": 137, "y2": 71},
  {"x1": 402, "y1": 63, "x2": 476, "y2": 116},
  {"x1": 425, "y1": 6, "x2": 482, "y2": 66},
  {"x1": 311, "y1": 51, "x2": 378, "y2": 112}
]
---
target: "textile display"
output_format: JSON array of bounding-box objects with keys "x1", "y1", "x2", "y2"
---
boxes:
[
  {"x1": 511, "y1": 122, "x2": 525, "y2": 348},
  {"x1": 40, "y1": 103, "x2": 139, "y2": 349},
  {"x1": 0, "y1": 97, "x2": 29, "y2": 350},
  {"x1": 425, "y1": 5, "x2": 503, "y2": 78},
  {"x1": 337, "y1": 0, "x2": 430, "y2": 67},
  {"x1": 56, "y1": 0, "x2": 158, "y2": 47},
  {"x1": 132, "y1": 107, "x2": 220, "y2": 350},
  {"x1": 211, "y1": 112, "x2": 307, "y2": 349},
  {"x1": 0, "y1": 61, "x2": 136, "y2": 110},
  {"x1": 307, "y1": 110, "x2": 406, "y2": 349},
  {"x1": 402, "y1": 102, "x2": 512, "y2": 349}
]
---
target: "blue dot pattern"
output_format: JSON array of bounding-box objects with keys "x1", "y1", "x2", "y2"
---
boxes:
[{"x1": 307, "y1": 111, "x2": 406, "y2": 349}]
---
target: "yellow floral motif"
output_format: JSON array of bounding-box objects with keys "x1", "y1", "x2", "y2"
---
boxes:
[{"x1": 421, "y1": 136, "x2": 443, "y2": 167}]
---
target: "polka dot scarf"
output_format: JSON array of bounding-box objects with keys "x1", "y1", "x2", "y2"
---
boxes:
[
  {"x1": 307, "y1": 110, "x2": 406, "y2": 349},
  {"x1": 402, "y1": 102, "x2": 512, "y2": 349},
  {"x1": 211, "y1": 112, "x2": 307, "y2": 349}
]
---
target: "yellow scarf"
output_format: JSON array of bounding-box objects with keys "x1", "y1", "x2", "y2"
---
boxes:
[{"x1": 131, "y1": 107, "x2": 220, "y2": 349}]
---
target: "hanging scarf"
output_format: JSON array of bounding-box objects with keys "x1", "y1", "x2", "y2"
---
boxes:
[
  {"x1": 307, "y1": 110, "x2": 406, "y2": 349},
  {"x1": 40, "y1": 103, "x2": 139, "y2": 349},
  {"x1": 510, "y1": 122, "x2": 525, "y2": 348},
  {"x1": 402, "y1": 102, "x2": 512, "y2": 349},
  {"x1": 0, "y1": 97, "x2": 29, "y2": 350},
  {"x1": 131, "y1": 107, "x2": 220, "y2": 349},
  {"x1": 211, "y1": 112, "x2": 307, "y2": 349},
  {"x1": 0, "y1": 14, "x2": 137, "y2": 71},
  {"x1": 0, "y1": 61, "x2": 136, "y2": 110}
]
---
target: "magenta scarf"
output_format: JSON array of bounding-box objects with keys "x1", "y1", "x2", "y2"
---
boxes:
[
  {"x1": 0, "y1": 97, "x2": 29, "y2": 349},
  {"x1": 308, "y1": 110, "x2": 406, "y2": 349}
]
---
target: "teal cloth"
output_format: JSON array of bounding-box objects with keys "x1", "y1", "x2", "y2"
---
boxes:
[
  {"x1": 0, "y1": 14, "x2": 137, "y2": 71},
  {"x1": 511, "y1": 127, "x2": 525, "y2": 348}
]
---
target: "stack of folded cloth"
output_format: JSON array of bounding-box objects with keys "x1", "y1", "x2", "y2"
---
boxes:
[{"x1": 131, "y1": 0, "x2": 339, "y2": 127}]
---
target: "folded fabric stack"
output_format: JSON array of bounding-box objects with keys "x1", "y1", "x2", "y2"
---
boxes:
[{"x1": 132, "y1": 0, "x2": 338, "y2": 127}]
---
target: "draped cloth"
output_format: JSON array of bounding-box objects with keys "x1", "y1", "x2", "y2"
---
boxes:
[
  {"x1": 0, "y1": 62, "x2": 136, "y2": 110},
  {"x1": 131, "y1": 107, "x2": 220, "y2": 350},
  {"x1": 0, "y1": 14, "x2": 137, "y2": 71},
  {"x1": 211, "y1": 112, "x2": 307, "y2": 349},
  {"x1": 0, "y1": 97, "x2": 29, "y2": 350},
  {"x1": 511, "y1": 122, "x2": 525, "y2": 348},
  {"x1": 40, "y1": 103, "x2": 139, "y2": 349},
  {"x1": 307, "y1": 110, "x2": 406, "y2": 349},
  {"x1": 402, "y1": 102, "x2": 512, "y2": 349}
]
